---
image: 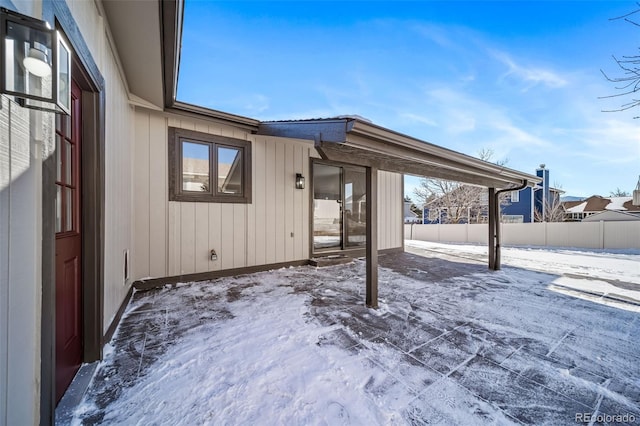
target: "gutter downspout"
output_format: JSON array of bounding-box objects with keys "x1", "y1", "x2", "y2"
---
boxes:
[{"x1": 492, "y1": 180, "x2": 528, "y2": 270}]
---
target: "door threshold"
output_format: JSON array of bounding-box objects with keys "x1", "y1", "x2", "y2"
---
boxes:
[
  {"x1": 55, "y1": 361, "x2": 99, "y2": 424},
  {"x1": 309, "y1": 254, "x2": 354, "y2": 267}
]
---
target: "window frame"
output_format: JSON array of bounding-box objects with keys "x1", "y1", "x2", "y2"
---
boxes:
[{"x1": 169, "y1": 127, "x2": 252, "y2": 203}]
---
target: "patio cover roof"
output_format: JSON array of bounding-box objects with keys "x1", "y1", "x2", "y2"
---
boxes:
[{"x1": 259, "y1": 118, "x2": 540, "y2": 189}]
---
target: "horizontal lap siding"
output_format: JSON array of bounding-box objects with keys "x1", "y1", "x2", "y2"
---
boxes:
[{"x1": 133, "y1": 112, "x2": 314, "y2": 279}]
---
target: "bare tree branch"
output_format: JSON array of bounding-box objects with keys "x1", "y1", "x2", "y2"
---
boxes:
[
  {"x1": 534, "y1": 197, "x2": 566, "y2": 223},
  {"x1": 610, "y1": 3, "x2": 640, "y2": 21},
  {"x1": 414, "y1": 149, "x2": 509, "y2": 224},
  {"x1": 602, "y1": 5, "x2": 640, "y2": 118},
  {"x1": 610, "y1": 187, "x2": 630, "y2": 197}
]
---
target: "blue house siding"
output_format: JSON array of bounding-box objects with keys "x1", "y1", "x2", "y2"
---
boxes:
[
  {"x1": 502, "y1": 189, "x2": 533, "y2": 222},
  {"x1": 422, "y1": 166, "x2": 553, "y2": 224}
]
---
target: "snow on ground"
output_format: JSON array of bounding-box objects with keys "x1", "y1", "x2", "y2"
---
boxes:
[
  {"x1": 72, "y1": 244, "x2": 640, "y2": 425},
  {"x1": 406, "y1": 240, "x2": 640, "y2": 285}
]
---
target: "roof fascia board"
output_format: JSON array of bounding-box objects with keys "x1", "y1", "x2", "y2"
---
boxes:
[
  {"x1": 167, "y1": 101, "x2": 260, "y2": 131},
  {"x1": 316, "y1": 141, "x2": 521, "y2": 188},
  {"x1": 162, "y1": 0, "x2": 182, "y2": 108},
  {"x1": 343, "y1": 133, "x2": 519, "y2": 184},
  {"x1": 347, "y1": 120, "x2": 539, "y2": 186}
]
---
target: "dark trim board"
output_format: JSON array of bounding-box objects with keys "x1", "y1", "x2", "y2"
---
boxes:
[
  {"x1": 40, "y1": 1, "x2": 105, "y2": 424},
  {"x1": 309, "y1": 246, "x2": 403, "y2": 260},
  {"x1": 365, "y1": 166, "x2": 378, "y2": 308},
  {"x1": 134, "y1": 260, "x2": 312, "y2": 291},
  {"x1": 103, "y1": 285, "x2": 133, "y2": 345},
  {"x1": 133, "y1": 248, "x2": 404, "y2": 292}
]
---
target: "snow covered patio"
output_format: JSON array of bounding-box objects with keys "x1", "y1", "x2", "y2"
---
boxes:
[{"x1": 71, "y1": 243, "x2": 640, "y2": 425}]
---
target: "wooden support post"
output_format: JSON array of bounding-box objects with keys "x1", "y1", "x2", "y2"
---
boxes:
[
  {"x1": 366, "y1": 166, "x2": 378, "y2": 308},
  {"x1": 493, "y1": 189, "x2": 502, "y2": 270},
  {"x1": 488, "y1": 187, "x2": 496, "y2": 270}
]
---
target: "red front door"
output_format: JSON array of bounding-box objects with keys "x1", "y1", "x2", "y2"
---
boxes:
[{"x1": 55, "y1": 79, "x2": 83, "y2": 403}]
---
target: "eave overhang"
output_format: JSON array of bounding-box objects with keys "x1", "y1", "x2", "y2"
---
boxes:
[
  {"x1": 259, "y1": 118, "x2": 541, "y2": 189},
  {"x1": 168, "y1": 101, "x2": 260, "y2": 132},
  {"x1": 101, "y1": 0, "x2": 167, "y2": 108}
]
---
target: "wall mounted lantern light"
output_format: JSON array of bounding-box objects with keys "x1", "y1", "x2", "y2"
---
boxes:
[
  {"x1": 295, "y1": 173, "x2": 305, "y2": 189},
  {"x1": 0, "y1": 7, "x2": 71, "y2": 115}
]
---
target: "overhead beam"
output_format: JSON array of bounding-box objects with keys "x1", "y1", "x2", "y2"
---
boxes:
[
  {"x1": 316, "y1": 142, "x2": 533, "y2": 189},
  {"x1": 366, "y1": 166, "x2": 378, "y2": 308}
]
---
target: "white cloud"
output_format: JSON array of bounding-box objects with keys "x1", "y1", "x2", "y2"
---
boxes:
[
  {"x1": 243, "y1": 94, "x2": 270, "y2": 114},
  {"x1": 399, "y1": 112, "x2": 438, "y2": 127},
  {"x1": 410, "y1": 23, "x2": 456, "y2": 48},
  {"x1": 492, "y1": 50, "x2": 567, "y2": 90}
]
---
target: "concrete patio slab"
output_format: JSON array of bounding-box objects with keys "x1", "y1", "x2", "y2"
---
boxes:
[{"x1": 69, "y1": 248, "x2": 640, "y2": 425}]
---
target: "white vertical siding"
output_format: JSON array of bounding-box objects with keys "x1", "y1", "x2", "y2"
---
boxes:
[
  {"x1": 133, "y1": 111, "x2": 406, "y2": 279},
  {"x1": 377, "y1": 170, "x2": 403, "y2": 250},
  {"x1": 65, "y1": 1, "x2": 105, "y2": 70},
  {"x1": 133, "y1": 112, "x2": 316, "y2": 279},
  {"x1": 0, "y1": 1, "x2": 138, "y2": 420},
  {"x1": 101, "y1": 43, "x2": 135, "y2": 334},
  {"x1": 0, "y1": 96, "x2": 44, "y2": 426}
]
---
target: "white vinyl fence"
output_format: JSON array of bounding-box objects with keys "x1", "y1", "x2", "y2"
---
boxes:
[{"x1": 405, "y1": 222, "x2": 640, "y2": 250}]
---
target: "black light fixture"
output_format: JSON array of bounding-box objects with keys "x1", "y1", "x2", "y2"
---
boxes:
[
  {"x1": 295, "y1": 173, "x2": 305, "y2": 189},
  {"x1": 0, "y1": 7, "x2": 71, "y2": 115}
]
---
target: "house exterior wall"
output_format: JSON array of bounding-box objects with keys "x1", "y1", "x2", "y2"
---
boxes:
[
  {"x1": 582, "y1": 211, "x2": 640, "y2": 222},
  {"x1": 64, "y1": 0, "x2": 134, "y2": 336},
  {"x1": 133, "y1": 110, "x2": 404, "y2": 280},
  {"x1": 0, "y1": 0, "x2": 136, "y2": 422},
  {"x1": 101, "y1": 43, "x2": 135, "y2": 334},
  {"x1": 378, "y1": 170, "x2": 404, "y2": 250},
  {"x1": 133, "y1": 110, "x2": 314, "y2": 279},
  {"x1": 0, "y1": 89, "x2": 46, "y2": 426}
]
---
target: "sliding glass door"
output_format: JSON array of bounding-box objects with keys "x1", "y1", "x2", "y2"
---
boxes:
[
  {"x1": 312, "y1": 162, "x2": 367, "y2": 252},
  {"x1": 343, "y1": 167, "x2": 366, "y2": 248}
]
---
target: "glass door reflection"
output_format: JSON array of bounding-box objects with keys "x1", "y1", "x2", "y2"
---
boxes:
[
  {"x1": 343, "y1": 167, "x2": 366, "y2": 248},
  {"x1": 313, "y1": 163, "x2": 342, "y2": 250}
]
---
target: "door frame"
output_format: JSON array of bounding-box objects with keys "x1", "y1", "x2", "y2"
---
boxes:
[
  {"x1": 41, "y1": 2, "x2": 106, "y2": 422},
  {"x1": 309, "y1": 159, "x2": 368, "y2": 257}
]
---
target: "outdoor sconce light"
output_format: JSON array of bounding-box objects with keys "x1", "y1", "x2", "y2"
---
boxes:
[
  {"x1": 0, "y1": 7, "x2": 71, "y2": 115},
  {"x1": 295, "y1": 173, "x2": 305, "y2": 189}
]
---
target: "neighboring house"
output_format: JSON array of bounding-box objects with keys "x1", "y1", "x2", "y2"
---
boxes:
[
  {"x1": 563, "y1": 192, "x2": 640, "y2": 221},
  {"x1": 0, "y1": 1, "x2": 539, "y2": 423},
  {"x1": 404, "y1": 200, "x2": 420, "y2": 223},
  {"x1": 501, "y1": 165, "x2": 564, "y2": 223},
  {"x1": 423, "y1": 165, "x2": 561, "y2": 223},
  {"x1": 582, "y1": 210, "x2": 640, "y2": 222}
]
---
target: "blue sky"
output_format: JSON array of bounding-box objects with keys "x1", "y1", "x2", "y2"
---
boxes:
[{"x1": 178, "y1": 1, "x2": 640, "y2": 198}]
